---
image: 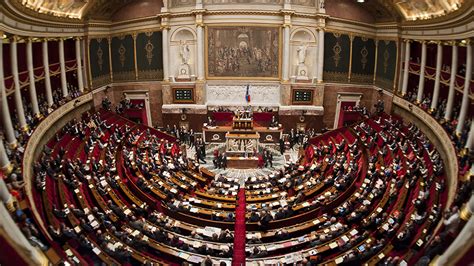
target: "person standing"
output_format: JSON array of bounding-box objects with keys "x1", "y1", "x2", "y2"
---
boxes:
[{"x1": 279, "y1": 137, "x2": 285, "y2": 155}]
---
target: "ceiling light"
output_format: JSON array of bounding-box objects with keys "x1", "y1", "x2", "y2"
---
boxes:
[{"x1": 357, "y1": 0, "x2": 365, "y2": 2}]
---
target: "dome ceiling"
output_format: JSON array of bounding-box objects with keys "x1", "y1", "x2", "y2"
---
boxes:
[{"x1": 17, "y1": 0, "x2": 466, "y2": 21}]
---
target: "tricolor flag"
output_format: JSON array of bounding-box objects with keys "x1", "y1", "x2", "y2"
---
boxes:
[{"x1": 245, "y1": 84, "x2": 251, "y2": 103}]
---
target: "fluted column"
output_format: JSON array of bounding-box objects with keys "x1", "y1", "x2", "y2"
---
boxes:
[
  {"x1": 75, "y1": 38, "x2": 84, "y2": 93},
  {"x1": 0, "y1": 138, "x2": 12, "y2": 175},
  {"x1": 0, "y1": 35, "x2": 17, "y2": 147},
  {"x1": 10, "y1": 36, "x2": 28, "y2": 131},
  {"x1": 162, "y1": 27, "x2": 170, "y2": 81},
  {"x1": 444, "y1": 44, "x2": 458, "y2": 121},
  {"x1": 26, "y1": 38, "x2": 40, "y2": 117},
  {"x1": 416, "y1": 41, "x2": 427, "y2": 103},
  {"x1": 282, "y1": 25, "x2": 290, "y2": 81},
  {"x1": 317, "y1": 28, "x2": 325, "y2": 83},
  {"x1": 42, "y1": 40, "x2": 53, "y2": 107},
  {"x1": 196, "y1": 25, "x2": 204, "y2": 80},
  {"x1": 456, "y1": 42, "x2": 472, "y2": 135},
  {"x1": 430, "y1": 42, "x2": 443, "y2": 111},
  {"x1": 401, "y1": 40, "x2": 411, "y2": 95},
  {"x1": 59, "y1": 38, "x2": 68, "y2": 98}
]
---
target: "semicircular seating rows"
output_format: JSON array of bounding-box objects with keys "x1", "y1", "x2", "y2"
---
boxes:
[{"x1": 29, "y1": 109, "x2": 449, "y2": 265}]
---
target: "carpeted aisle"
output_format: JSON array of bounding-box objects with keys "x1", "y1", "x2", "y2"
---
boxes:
[{"x1": 232, "y1": 188, "x2": 246, "y2": 265}]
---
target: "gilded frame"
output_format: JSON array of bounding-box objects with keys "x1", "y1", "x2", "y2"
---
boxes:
[{"x1": 205, "y1": 24, "x2": 282, "y2": 80}]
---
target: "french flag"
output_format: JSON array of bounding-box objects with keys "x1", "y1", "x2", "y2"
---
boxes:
[{"x1": 245, "y1": 84, "x2": 251, "y2": 103}]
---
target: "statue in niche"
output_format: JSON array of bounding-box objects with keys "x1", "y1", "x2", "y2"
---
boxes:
[
  {"x1": 177, "y1": 40, "x2": 191, "y2": 79},
  {"x1": 296, "y1": 43, "x2": 309, "y2": 80},
  {"x1": 297, "y1": 43, "x2": 308, "y2": 65},
  {"x1": 180, "y1": 41, "x2": 190, "y2": 65}
]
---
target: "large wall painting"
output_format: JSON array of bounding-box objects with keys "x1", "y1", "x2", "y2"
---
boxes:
[
  {"x1": 204, "y1": 0, "x2": 283, "y2": 4},
  {"x1": 206, "y1": 26, "x2": 280, "y2": 79}
]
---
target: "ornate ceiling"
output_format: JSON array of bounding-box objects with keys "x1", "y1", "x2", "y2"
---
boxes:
[
  {"x1": 19, "y1": 0, "x2": 136, "y2": 19},
  {"x1": 392, "y1": 0, "x2": 465, "y2": 21},
  {"x1": 17, "y1": 0, "x2": 467, "y2": 21}
]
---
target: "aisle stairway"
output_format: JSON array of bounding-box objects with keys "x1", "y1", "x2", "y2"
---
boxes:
[{"x1": 232, "y1": 188, "x2": 246, "y2": 265}]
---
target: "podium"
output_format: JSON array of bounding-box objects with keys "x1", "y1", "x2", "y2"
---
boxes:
[{"x1": 232, "y1": 118, "x2": 253, "y2": 130}]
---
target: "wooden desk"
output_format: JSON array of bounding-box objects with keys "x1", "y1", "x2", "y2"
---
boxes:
[
  {"x1": 227, "y1": 156, "x2": 259, "y2": 169},
  {"x1": 203, "y1": 126, "x2": 282, "y2": 143}
]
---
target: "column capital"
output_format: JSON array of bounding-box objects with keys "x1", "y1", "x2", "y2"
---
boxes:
[
  {"x1": 447, "y1": 40, "x2": 458, "y2": 46},
  {"x1": 403, "y1": 39, "x2": 412, "y2": 43},
  {"x1": 160, "y1": 25, "x2": 171, "y2": 31},
  {"x1": 9, "y1": 35, "x2": 19, "y2": 43}
]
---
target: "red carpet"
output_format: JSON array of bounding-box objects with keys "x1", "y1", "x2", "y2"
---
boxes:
[{"x1": 232, "y1": 188, "x2": 246, "y2": 265}]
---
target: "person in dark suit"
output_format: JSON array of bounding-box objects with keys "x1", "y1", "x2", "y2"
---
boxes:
[
  {"x1": 279, "y1": 137, "x2": 285, "y2": 155},
  {"x1": 221, "y1": 152, "x2": 227, "y2": 169}
]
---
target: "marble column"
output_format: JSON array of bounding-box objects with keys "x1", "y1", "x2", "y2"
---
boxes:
[
  {"x1": 162, "y1": 28, "x2": 170, "y2": 81},
  {"x1": 282, "y1": 25, "x2": 290, "y2": 81},
  {"x1": 416, "y1": 41, "x2": 427, "y2": 103},
  {"x1": 401, "y1": 40, "x2": 411, "y2": 95},
  {"x1": 196, "y1": 25, "x2": 204, "y2": 80},
  {"x1": 444, "y1": 44, "x2": 458, "y2": 121},
  {"x1": 59, "y1": 38, "x2": 68, "y2": 98},
  {"x1": 81, "y1": 38, "x2": 88, "y2": 90},
  {"x1": 0, "y1": 175, "x2": 12, "y2": 204},
  {"x1": 397, "y1": 41, "x2": 405, "y2": 93},
  {"x1": 456, "y1": 42, "x2": 472, "y2": 135},
  {"x1": 0, "y1": 36, "x2": 17, "y2": 147},
  {"x1": 317, "y1": 28, "x2": 325, "y2": 83},
  {"x1": 75, "y1": 38, "x2": 84, "y2": 93},
  {"x1": 10, "y1": 36, "x2": 28, "y2": 131},
  {"x1": 0, "y1": 138, "x2": 12, "y2": 175},
  {"x1": 26, "y1": 38, "x2": 40, "y2": 117},
  {"x1": 430, "y1": 42, "x2": 443, "y2": 111},
  {"x1": 42, "y1": 40, "x2": 53, "y2": 107},
  {"x1": 466, "y1": 120, "x2": 474, "y2": 151}
]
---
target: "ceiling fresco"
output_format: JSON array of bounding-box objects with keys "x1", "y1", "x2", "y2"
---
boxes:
[
  {"x1": 393, "y1": 0, "x2": 464, "y2": 20},
  {"x1": 19, "y1": 0, "x2": 135, "y2": 19}
]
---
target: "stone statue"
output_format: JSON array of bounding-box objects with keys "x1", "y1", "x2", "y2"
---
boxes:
[
  {"x1": 297, "y1": 43, "x2": 308, "y2": 65},
  {"x1": 180, "y1": 41, "x2": 190, "y2": 65},
  {"x1": 296, "y1": 43, "x2": 309, "y2": 80}
]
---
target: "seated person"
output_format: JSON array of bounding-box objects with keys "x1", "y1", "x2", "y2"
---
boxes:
[
  {"x1": 269, "y1": 115, "x2": 279, "y2": 128},
  {"x1": 206, "y1": 116, "x2": 215, "y2": 127}
]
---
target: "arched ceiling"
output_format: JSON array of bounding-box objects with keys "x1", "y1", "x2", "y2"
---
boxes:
[{"x1": 17, "y1": 0, "x2": 467, "y2": 21}]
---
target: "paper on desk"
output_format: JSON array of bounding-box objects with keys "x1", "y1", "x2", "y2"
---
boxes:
[{"x1": 92, "y1": 247, "x2": 101, "y2": 255}]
